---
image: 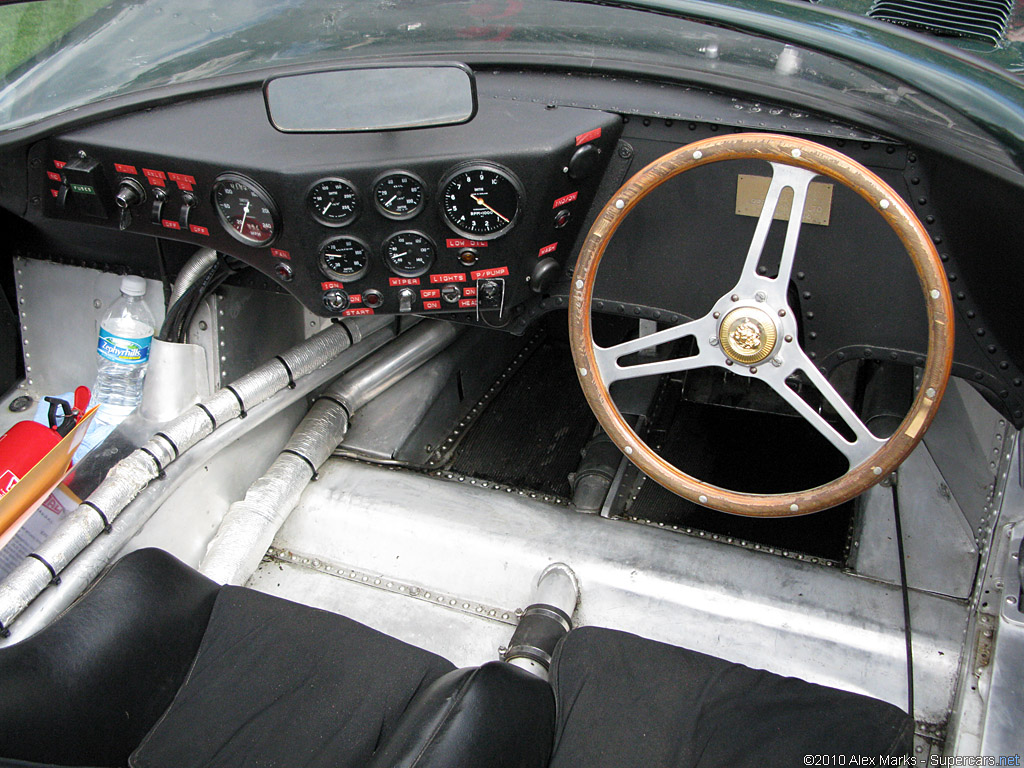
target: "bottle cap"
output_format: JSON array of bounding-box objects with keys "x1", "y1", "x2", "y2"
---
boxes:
[{"x1": 120, "y1": 275, "x2": 147, "y2": 296}]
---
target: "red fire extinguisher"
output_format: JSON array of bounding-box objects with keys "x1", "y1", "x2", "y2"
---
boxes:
[{"x1": 0, "y1": 386, "x2": 90, "y2": 498}]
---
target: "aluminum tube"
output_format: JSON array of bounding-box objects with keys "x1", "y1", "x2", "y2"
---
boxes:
[
  {"x1": 1, "y1": 323, "x2": 397, "y2": 645},
  {"x1": 283, "y1": 324, "x2": 356, "y2": 378},
  {"x1": 284, "y1": 399, "x2": 350, "y2": 469},
  {"x1": 504, "y1": 563, "x2": 579, "y2": 680},
  {"x1": 0, "y1": 559, "x2": 52, "y2": 633},
  {"x1": 0, "y1": 322, "x2": 357, "y2": 633},
  {"x1": 532, "y1": 562, "x2": 580, "y2": 618},
  {"x1": 168, "y1": 247, "x2": 218, "y2": 307},
  {"x1": 327, "y1": 320, "x2": 461, "y2": 414},
  {"x1": 200, "y1": 451, "x2": 336, "y2": 585},
  {"x1": 199, "y1": 321, "x2": 461, "y2": 586},
  {"x1": 33, "y1": 507, "x2": 109, "y2": 574},
  {"x1": 142, "y1": 435, "x2": 178, "y2": 470},
  {"x1": 158, "y1": 323, "x2": 353, "y2": 454},
  {"x1": 84, "y1": 450, "x2": 161, "y2": 523}
]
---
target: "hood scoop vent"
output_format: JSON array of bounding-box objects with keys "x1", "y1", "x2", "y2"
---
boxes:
[{"x1": 868, "y1": 0, "x2": 1012, "y2": 44}]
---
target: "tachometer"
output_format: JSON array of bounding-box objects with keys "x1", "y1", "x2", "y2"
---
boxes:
[
  {"x1": 320, "y1": 236, "x2": 371, "y2": 282},
  {"x1": 440, "y1": 163, "x2": 522, "y2": 240},
  {"x1": 212, "y1": 173, "x2": 279, "y2": 246},
  {"x1": 383, "y1": 231, "x2": 435, "y2": 277}
]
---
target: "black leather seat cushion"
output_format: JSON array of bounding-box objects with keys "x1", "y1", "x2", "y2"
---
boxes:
[
  {"x1": 130, "y1": 585, "x2": 456, "y2": 768},
  {"x1": 367, "y1": 661, "x2": 556, "y2": 768},
  {"x1": 0, "y1": 549, "x2": 219, "y2": 767},
  {"x1": 548, "y1": 627, "x2": 914, "y2": 768}
]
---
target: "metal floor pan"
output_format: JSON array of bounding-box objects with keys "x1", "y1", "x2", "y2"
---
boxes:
[{"x1": 251, "y1": 458, "x2": 966, "y2": 727}]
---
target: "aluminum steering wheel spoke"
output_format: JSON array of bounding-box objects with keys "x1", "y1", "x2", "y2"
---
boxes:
[
  {"x1": 592, "y1": 314, "x2": 719, "y2": 385},
  {"x1": 735, "y1": 162, "x2": 819, "y2": 303},
  {"x1": 767, "y1": 348, "x2": 885, "y2": 468}
]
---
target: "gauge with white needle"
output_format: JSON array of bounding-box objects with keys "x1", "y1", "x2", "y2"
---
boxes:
[
  {"x1": 383, "y1": 231, "x2": 435, "y2": 277},
  {"x1": 440, "y1": 163, "x2": 523, "y2": 240},
  {"x1": 212, "y1": 173, "x2": 279, "y2": 246},
  {"x1": 374, "y1": 171, "x2": 426, "y2": 220},
  {"x1": 308, "y1": 177, "x2": 360, "y2": 227}
]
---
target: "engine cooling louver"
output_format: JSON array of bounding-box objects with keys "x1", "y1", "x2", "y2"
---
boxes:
[{"x1": 868, "y1": 0, "x2": 1012, "y2": 44}]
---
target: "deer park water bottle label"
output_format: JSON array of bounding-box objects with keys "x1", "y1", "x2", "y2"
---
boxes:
[{"x1": 97, "y1": 329, "x2": 151, "y2": 365}]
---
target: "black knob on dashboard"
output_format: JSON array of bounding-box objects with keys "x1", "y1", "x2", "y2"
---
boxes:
[
  {"x1": 568, "y1": 144, "x2": 601, "y2": 180},
  {"x1": 530, "y1": 257, "x2": 561, "y2": 294},
  {"x1": 115, "y1": 178, "x2": 146, "y2": 209}
]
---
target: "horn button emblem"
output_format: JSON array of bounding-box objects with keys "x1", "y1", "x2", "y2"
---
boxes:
[{"x1": 718, "y1": 306, "x2": 778, "y2": 365}]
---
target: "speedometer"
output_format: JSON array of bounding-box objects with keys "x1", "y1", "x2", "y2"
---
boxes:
[
  {"x1": 440, "y1": 163, "x2": 522, "y2": 240},
  {"x1": 212, "y1": 173, "x2": 279, "y2": 246}
]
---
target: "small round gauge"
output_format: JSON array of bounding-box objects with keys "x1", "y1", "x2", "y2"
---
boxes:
[
  {"x1": 320, "y1": 236, "x2": 371, "y2": 282},
  {"x1": 212, "y1": 173, "x2": 279, "y2": 246},
  {"x1": 440, "y1": 163, "x2": 522, "y2": 240},
  {"x1": 374, "y1": 172, "x2": 426, "y2": 220},
  {"x1": 383, "y1": 231, "x2": 436, "y2": 278},
  {"x1": 308, "y1": 178, "x2": 360, "y2": 227}
]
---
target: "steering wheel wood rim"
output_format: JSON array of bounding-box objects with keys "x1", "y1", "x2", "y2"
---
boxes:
[{"x1": 569, "y1": 133, "x2": 954, "y2": 517}]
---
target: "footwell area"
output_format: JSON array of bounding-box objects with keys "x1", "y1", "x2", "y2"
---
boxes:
[
  {"x1": 446, "y1": 336, "x2": 595, "y2": 499},
  {"x1": 628, "y1": 396, "x2": 856, "y2": 563},
  {"x1": 441, "y1": 324, "x2": 854, "y2": 562}
]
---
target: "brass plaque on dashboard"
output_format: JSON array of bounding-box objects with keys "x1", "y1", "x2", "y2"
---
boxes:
[{"x1": 735, "y1": 174, "x2": 834, "y2": 226}]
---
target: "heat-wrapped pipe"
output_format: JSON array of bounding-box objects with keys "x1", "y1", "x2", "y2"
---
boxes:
[
  {"x1": 0, "y1": 322, "x2": 355, "y2": 634},
  {"x1": 168, "y1": 247, "x2": 218, "y2": 307},
  {"x1": 200, "y1": 320, "x2": 461, "y2": 586}
]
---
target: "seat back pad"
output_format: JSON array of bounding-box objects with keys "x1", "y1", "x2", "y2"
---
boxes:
[
  {"x1": 548, "y1": 626, "x2": 914, "y2": 768},
  {"x1": 0, "y1": 549, "x2": 219, "y2": 766}
]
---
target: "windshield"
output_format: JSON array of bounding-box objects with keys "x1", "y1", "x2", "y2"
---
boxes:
[{"x1": 0, "y1": 0, "x2": 1013, "y2": 167}]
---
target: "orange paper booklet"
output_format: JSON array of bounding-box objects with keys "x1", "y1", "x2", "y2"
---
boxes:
[{"x1": 0, "y1": 405, "x2": 99, "y2": 550}]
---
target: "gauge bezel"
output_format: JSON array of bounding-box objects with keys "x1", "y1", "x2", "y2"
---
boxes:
[
  {"x1": 211, "y1": 172, "x2": 280, "y2": 247},
  {"x1": 307, "y1": 177, "x2": 361, "y2": 228},
  {"x1": 382, "y1": 230, "x2": 437, "y2": 278},
  {"x1": 439, "y1": 162, "x2": 524, "y2": 241},
  {"x1": 319, "y1": 234, "x2": 372, "y2": 282},
  {"x1": 373, "y1": 170, "x2": 427, "y2": 221}
]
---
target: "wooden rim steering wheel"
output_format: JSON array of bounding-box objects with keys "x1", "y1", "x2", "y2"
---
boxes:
[{"x1": 569, "y1": 134, "x2": 954, "y2": 517}]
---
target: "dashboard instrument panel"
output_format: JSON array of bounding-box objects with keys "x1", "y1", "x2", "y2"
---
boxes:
[{"x1": 33, "y1": 91, "x2": 620, "y2": 320}]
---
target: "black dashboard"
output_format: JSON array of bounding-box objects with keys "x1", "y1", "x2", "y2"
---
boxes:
[
  {"x1": 29, "y1": 89, "x2": 620, "y2": 321},
  {"x1": 7, "y1": 67, "x2": 1024, "y2": 428}
]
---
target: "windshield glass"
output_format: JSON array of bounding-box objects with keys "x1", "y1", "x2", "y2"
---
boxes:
[{"x1": 0, "y1": 0, "x2": 1011, "y2": 167}]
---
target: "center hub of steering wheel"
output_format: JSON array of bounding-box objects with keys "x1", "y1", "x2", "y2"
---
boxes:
[{"x1": 718, "y1": 306, "x2": 779, "y2": 365}]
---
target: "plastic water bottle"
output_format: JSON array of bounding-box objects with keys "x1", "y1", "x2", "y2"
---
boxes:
[{"x1": 92, "y1": 275, "x2": 156, "y2": 418}]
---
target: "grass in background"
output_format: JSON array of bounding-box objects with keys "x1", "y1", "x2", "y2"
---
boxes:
[{"x1": 0, "y1": 0, "x2": 113, "y2": 79}]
